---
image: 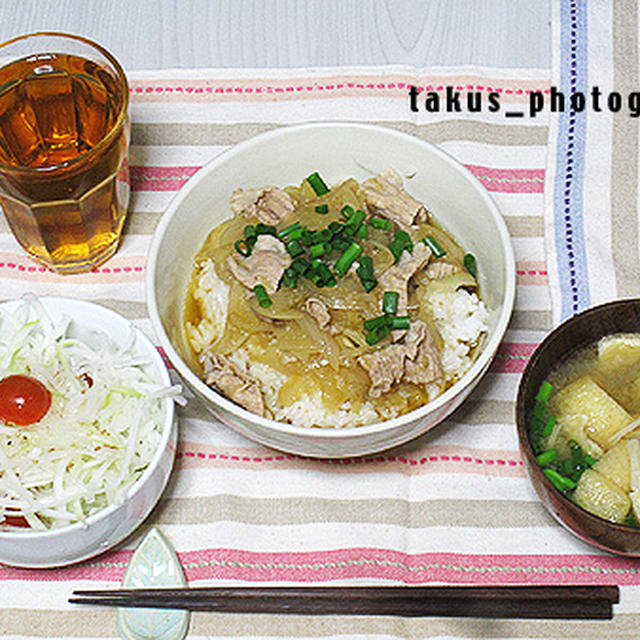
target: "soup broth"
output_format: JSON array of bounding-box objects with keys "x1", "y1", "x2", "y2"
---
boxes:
[{"x1": 530, "y1": 333, "x2": 640, "y2": 526}]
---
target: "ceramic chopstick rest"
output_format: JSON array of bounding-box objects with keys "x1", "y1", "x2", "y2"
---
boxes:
[{"x1": 116, "y1": 528, "x2": 190, "y2": 640}]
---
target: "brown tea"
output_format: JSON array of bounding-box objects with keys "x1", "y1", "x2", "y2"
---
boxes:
[{"x1": 0, "y1": 48, "x2": 130, "y2": 273}]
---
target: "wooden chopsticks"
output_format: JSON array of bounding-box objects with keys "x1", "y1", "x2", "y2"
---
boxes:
[{"x1": 69, "y1": 585, "x2": 620, "y2": 619}]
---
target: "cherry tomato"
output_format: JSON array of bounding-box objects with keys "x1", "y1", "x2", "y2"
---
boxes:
[{"x1": 0, "y1": 375, "x2": 51, "y2": 426}]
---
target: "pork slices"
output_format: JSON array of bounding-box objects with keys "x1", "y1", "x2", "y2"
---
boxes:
[
  {"x1": 230, "y1": 186, "x2": 294, "y2": 225},
  {"x1": 227, "y1": 235, "x2": 292, "y2": 294}
]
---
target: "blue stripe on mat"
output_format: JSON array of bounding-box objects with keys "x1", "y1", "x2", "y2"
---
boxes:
[{"x1": 553, "y1": 0, "x2": 590, "y2": 319}]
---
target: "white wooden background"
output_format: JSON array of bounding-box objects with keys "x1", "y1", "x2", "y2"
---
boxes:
[{"x1": 0, "y1": 0, "x2": 550, "y2": 70}]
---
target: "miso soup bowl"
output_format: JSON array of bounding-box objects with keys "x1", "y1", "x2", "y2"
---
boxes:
[
  {"x1": 517, "y1": 298, "x2": 640, "y2": 556},
  {"x1": 0, "y1": 297, "x2": 177, "y2": 568},
  {"x1": 147, "y1": 122, "x2": 515, "y2": 458}
]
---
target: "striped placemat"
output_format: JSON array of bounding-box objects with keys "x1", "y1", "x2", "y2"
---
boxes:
[
  {"x1": 546, "y1": 0, "x2": 640, "y2": 323},
  {"x1": 3, "y1": 12, "x2": 640, "y2": 639}
]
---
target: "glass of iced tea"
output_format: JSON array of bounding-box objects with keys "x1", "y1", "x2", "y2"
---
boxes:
[{"x1": 0, "y1": 32, "x2": 130, "y2": 274}]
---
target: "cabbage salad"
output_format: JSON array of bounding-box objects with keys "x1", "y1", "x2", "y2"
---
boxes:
[{"x1": 0, "y1": 296, "x2": 182, "y2": 530}]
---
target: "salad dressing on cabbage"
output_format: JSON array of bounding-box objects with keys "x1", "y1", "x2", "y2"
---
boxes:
[{"x1": 0, "y1": 297, "x2": 180, "y2": 531}]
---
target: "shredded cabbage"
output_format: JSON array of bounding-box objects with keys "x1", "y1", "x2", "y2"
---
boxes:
[{"x1": 0, "y1": 296, "x2": 181, "y2": 531}]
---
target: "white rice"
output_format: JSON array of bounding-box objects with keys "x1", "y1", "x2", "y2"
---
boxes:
[
  {"x1": 188, "y1": 262, "x2": 488, "y2": 427},
  {"x1": 185, "y1": 259, "x2": 229, "y2": 352},
  {"x1": 430, "y1": 289, "x2": 489, "y2": 382}
]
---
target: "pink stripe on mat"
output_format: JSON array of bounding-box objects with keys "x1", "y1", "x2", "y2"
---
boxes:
[
  {"x1": 516, "y1": 261, "x2": 548, "y2": 286},
  {"x1": 175, "y1": 442, "x2": 524, "y2": 476},
  {"x1": 129, "y1": 74, "x2": 550, "y2": 104},
  {"x1": 131, "y1": 165, "x2": 544, "y2": 195},
  {"x1": 131, "y1": 165, "x2": 201, "y2": 191},
  {"x1": 0, "y1": 252, "x2": 146, "y2": 283},
  {"x1": 3, "y1": 549, "x2": 640, "y2": 585},
  {"x1": 465, "y1": 165, "x2": 545, "y2": 194},
  {"x1": 490, "y1": 342, "x2": 539, "y2": 374}
]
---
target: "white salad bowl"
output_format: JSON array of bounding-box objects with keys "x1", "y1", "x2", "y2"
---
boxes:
[
  {"x1": 0, "y1": 297, "x2": 177, "y2": 568},
  {"x1": 146, "y1": 122, "x2": 515, "y2": 458}
]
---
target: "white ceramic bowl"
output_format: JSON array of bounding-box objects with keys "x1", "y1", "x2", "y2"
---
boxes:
[
  {"x1": 0, "y1": 297, "x2": 177, "y2": 568},
  {"x1": 147, "y1": 122, "x2": 515, "y2": 458}
]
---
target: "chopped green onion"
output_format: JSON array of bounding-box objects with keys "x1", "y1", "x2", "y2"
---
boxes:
[
  {"x1": 234, "y1": 239, "x2": 252, "y2": 256},
  {"x1": 310, "y1": 229, "x2": 332, "y2": 244},
  {"x1": 358, "y1": 276, "x2": 378, "y2": 291},
  {"x1": 344, "y1": 209, "x2": 366, "y2": 241},
  {"x1": 585, "y1": 454, "x2": 598, "y2": 467},
  {"x1": 529, "y1": 399, "x2": 549, "y2": 454},
  {"x1": 390, "y1": 316, "x2": 410, "y2": 330},
  {"x1": 366, "y1": 325, "x2": 389, "y2": 345},
  {"x1": 561, "y1": 458, "x2": 585, "y2": 482},
  {"x1": 305, "y1": 258, "x2": 335, "y2": 288},
  {"x1": 334, "y1": 242, "x2": 363, "y2": 277},
  {"x1": 253, "y1": 284, "x2": 272, "y2": 308},
  {"x1": 321, "y1": 272, "x2": 338, "y2": 287},
  {"x1": 543, "y1": 468, "x2": 576, "y2": 492},
  {"x1": 307, "y1": 171, "x2": 329, "y2": 196},
  {"x1": 364, "y1": 315, "x2": 391, "y2": 331},
  {"x1": 277, "y1": 222, "x2": 301, "y2": 238},
  {"x1": 423, "y1": 235, "x2": 446, "y2": 258},
  {"x1": 340, "y1": 204, "x2": 355, "y2": 219},
  {"x1": 300, "y1": 229, "x2": 314, "y2": 246},
  {"x1": 536, "y1": 381, "x2": 554, "y2": 404},
  {"x1": 542, "y1": 414, "x2": 556, "y2": 437},
  {"x1": 291, "y1": 257, "x2": 310, "y2": 275},
  {"x1": 369, "y1": 216, "x2": 391, "y2": 230},
  {"x1": 355, "y1": 224, "x2": 369, "y2": 239},
  {"x1": 286, "y1": 240, "x2": 305, "y2": 258},
  {"x1": 244, "y1": 225, "x2": 257, "y2": 241},
  {"x1": 329, "y1": 221, "x2": 345, "y2": 236},
  {"x1": 331, "y1": 236, "x2": 351, "y2": 252},
  {"x1": 309, "y1": 242, "x2": 331, "y2": 258},
  {"x1": 346, "y1": 208, "x2": 366, "y2": 229},
  {"x1": 356, "y1": 256, "x2": 378, "y2": 292},
  {"x1": 360, "y1": 278, "x2": 378, "y2": 292},
  {"x1": 357, "y1": 255, "x2": 374, "y2": 278},
  {"x1": 289, "y1": 228, "x2": 304, "y2": 241},
  {"x1": 318, "y1": 269, "x2": 337, "y2": 287},
  {"x1": 532, "y1": 400, "x2": 546, "y2": 423},
  {"x1": 282, "y1": 268, "x2": 298, "y2": 288},
  {"x1": 383, "y1": 291, "x2": 399, "y2": 315},
  {"x1": 464, "y1": 252, "x2": 478, "y2": 277},
  {"x1": 536, "y1": 449, "x2": 557, "y2": 466},
  {"x1": 317, "y1": 262, "x2": 334, "y2": 280},
  {"x1": 315, "y1": 204, "x2": 329, "y2": 215},
  {"x1": 255, "y1": 223, "x2": 277, "y2": 236},
  {"x1": 558, "y1": 440, "x2": 593, "y2": 482},
  {"x1": 390, "y1": 230, "x2": 413, "y2": 262}
]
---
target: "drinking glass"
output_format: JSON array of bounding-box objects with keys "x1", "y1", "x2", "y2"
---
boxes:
[{"x1": 0, "y1": 32, "x2": 130, "y2": 274}]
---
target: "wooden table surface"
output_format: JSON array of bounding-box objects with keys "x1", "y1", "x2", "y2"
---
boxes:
[{"x1": 0, "y1": 0, "x2": 550, "y2": 70}]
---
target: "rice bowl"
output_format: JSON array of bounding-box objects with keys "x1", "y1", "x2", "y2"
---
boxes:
[{"x1": 147, "y1": 122, "x2": 515, "y2": 457}]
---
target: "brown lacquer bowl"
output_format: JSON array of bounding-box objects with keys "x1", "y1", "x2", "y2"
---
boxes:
[{"x1": 517, "y1": 298, "x2": 640, "y2": 556}]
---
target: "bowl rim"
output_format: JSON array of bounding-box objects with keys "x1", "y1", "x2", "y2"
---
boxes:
[
  {"x1": 0, "y1": 295, "x2": 175, "y2": 540},
  {"x1": 146, "y1": 121, "x2": 516, "y2": 440},
  {"x1": 516, "y1": 297, "x2": 640, "y2": 537}
]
